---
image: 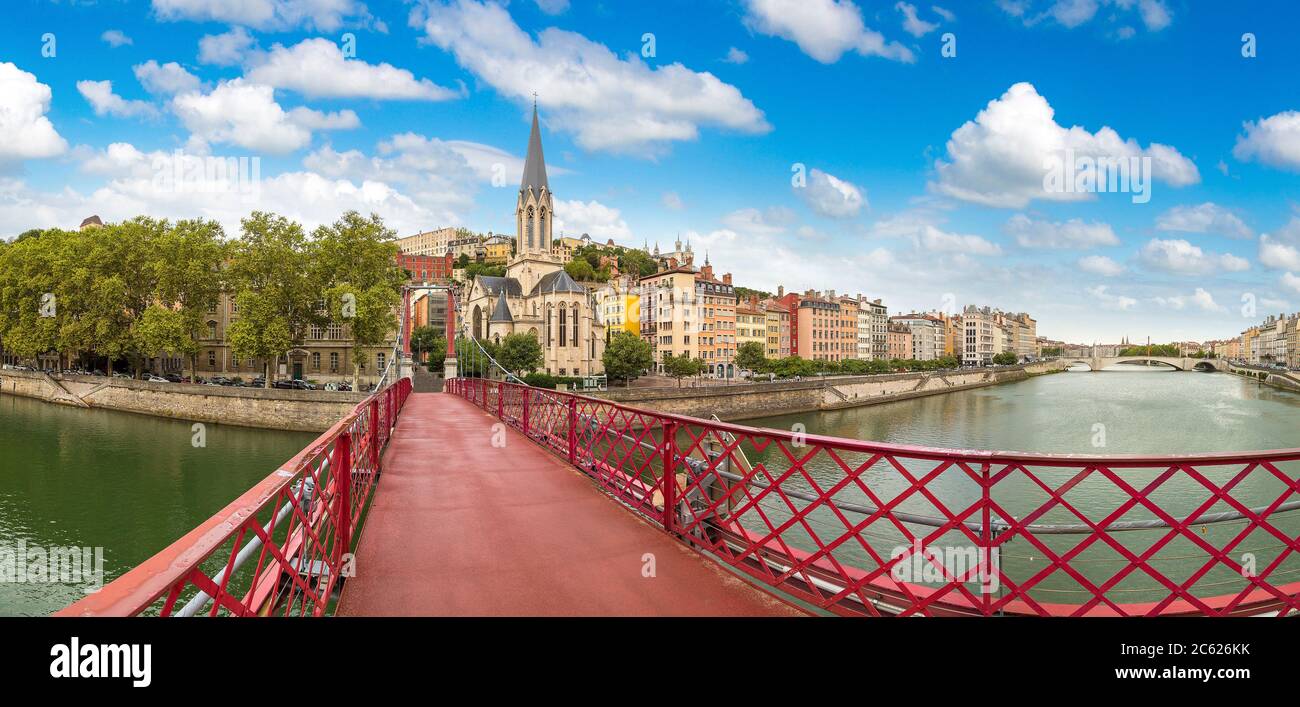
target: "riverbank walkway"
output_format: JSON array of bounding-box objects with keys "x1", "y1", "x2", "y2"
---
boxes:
[{"x1": 335, "y1": 392, "x2": 803, "y2": 616}]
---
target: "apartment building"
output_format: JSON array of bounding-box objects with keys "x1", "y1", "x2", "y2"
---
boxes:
[
  {"x1": 963, "y1": 305, "x2": 999, "y2": 366},
  {"x1": 761, "y1": 301, "x2": 791, "y2": 359},
  {"x1": 395, "y1": 227, "x2": 459, "y2": 256},
  {"x1": 695, "y1": 261, "x2": 737, "y2": 376},
  {"x1": 890, "y1": 314, "x2": 944, "y2": 361},
  {"x1": 639, "y1": 266, "x2": 698, "y2": 374},
  {"x1": 396, "y1": 252, "x2": 454, "y2": 284},
  {"x1": 594, "y1": 274, "x2": 640, "y2": 336},
  {"x1": 736, "y1": 300, "x2": 767, "y2": 354},
  {"x1": 887, "y1": 323, "x2": 912, "y2": 360},
  {"x1": 837, "y1": 295, "x2": 860, "y2": 361},
  {"x1": 855, "y1": 298, "x2": 873, "y2": 360},
  {"x1": 866, "y1": 298, "x2": 889, "y2": 359}
]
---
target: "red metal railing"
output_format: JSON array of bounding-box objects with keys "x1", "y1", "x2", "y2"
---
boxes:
[
  {"x1": 449, "y1": 377, "x2": 1300, "y2": 617},
  {"x1": 58, "y1": 377, "x2": 413, "y2": 617}
]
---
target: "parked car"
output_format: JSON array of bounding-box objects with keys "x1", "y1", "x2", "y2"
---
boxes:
[{"x1": 146, "y1": 375, "x2": 170, "y2": 383}]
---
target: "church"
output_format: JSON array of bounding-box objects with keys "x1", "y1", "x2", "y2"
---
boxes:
[{"x1": 462, "y1": 105, "x2": 607, "y2": 377}]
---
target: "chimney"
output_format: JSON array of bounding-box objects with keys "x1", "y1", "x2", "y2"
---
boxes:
[
  {"x1": 700, "y1": 263, "x2": 714, "y2": 281},
  {"x1": 777, "y1": 285, "x2": 785, "y2": 298},
  {"x1": 826, "y1": 289, "x2": 836, "y2": 299},
  {"x1": 723, "y1": 273, "x2": 732, "y2": 285}
]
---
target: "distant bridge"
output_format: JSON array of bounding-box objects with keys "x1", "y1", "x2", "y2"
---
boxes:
[{"x1": 1066, "y1": 356, "x2": 1225, "y2": 371}]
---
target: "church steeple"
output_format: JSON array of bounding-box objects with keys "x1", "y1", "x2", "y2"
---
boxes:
[
  {"x1": 521, "y1": 103, "x2": 549, "y2": 194},
  {"x1": 515, "y1": 101, "x2": 554, "y2": 259}
]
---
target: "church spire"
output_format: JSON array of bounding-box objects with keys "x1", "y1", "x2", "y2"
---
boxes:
[{"x1": 521, "y1": 102, "x2": 549, "y2": 193}]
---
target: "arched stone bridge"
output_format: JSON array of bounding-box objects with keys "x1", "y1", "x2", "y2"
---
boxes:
[{"x1": 1066, "y1": 356, "x2": 1225, "y2": 371}]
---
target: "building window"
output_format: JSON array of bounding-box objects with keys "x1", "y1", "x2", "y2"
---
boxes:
[
  {"x1": 207, "y1": 321, "x2": 217, "y2": 339},
  {"x1": 330, "y1": 352, "x2": 339, "y2": 372},
  {"x1": 377, "y1": 352, "x2": 386, "y2": 371},
  {"x1": 312, "y1": 352, "x2": 321, "y2": 370},
  {"x1": 559, "y1": 308, "x2": 567, "y2": 347},
  {"x1": 207, "y1": 351, "x2": 215, "y2": 368}
]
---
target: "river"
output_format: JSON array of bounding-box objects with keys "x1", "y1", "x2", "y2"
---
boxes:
[
  {"x1": 0, "y1": 394, "x2": 314, "y2": 617},
  {"x1": 735, "y1": 367, "x2": 1300, "y2": 612}
]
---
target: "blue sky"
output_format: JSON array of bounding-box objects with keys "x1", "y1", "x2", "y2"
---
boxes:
[{"x1": 2, "y1": 0, "x2": 1300, "y2": 344}]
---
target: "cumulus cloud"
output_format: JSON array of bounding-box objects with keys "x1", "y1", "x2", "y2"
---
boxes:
[
  {"x1": 101, "y1": 30, "x2": 133, "y2": 47},
  {"x1": 1234, "y1": 111, "x2": 1300, "y2": 172},
  {"x1": 1087, "y1": 284, "x2": 1137, "y2": 311},
  {"x1": 896, "y1": 2, "x2": 939, "y2": 37},
  {"x1": 1283, "y1": 272, "x2": 1300, "y2": 295},
  {"x1": 171, "y1": 79, "x2": 357, "y2": 154},
  {"x1": 662, "y1": 191, "x2": 684, "y2": 210},
  {"x1": 412, "y1": 0, "x2": 769, "y2": 154},
  {"x1": 1259, "y1": 234, "x2": 1300, "y2": 271},
  {"x1": 1138, "y1": 238, "x2": 1250, "y2": 275},
  {"x1": 76, "y1": 80, "x2": 159, "y2": 119},
  {"x1": 722, "y1": 207, "x2": 796, "y2": 237},
  {"x1": 151, "y1": 0, "x2": 372, "y2": 32},
  {"x1": 133, "y1": 60, "x2": 202, "y2": 95},
  {"x1": 1078, "y1": 254, "x2": 1125, "y2": 276},
  {"x1": 742, "y1": 0, "x2": 914, "y2": 63},
  {"x1": 795, "y1": 168, "x2": 866, "y2": 218},
  {"x1": 1154, "y1": 288, "x2": 1226, "y2": 313},
  {"x1": 534, "y1": 0, "x2": 569, "y2": 14},
  {"x1": 0, "y1": 63, "x2": 67, "y2": 163},
  {"x1": 723, "y1": 47, "x2": 750, "y2": 64},
  {"x1": 553, "y1": 199, "x2": 633, "y2": 240},
  {"x1": 245, "y1": 38, "x2": 461, "y2": 101},
  {"x1": 198, "y1": 27, "x2": 258, "y2": 66},
  {"x1": 1155, "y1": 202, "x2": 1254, "y2": 240},
  {"x1": 1004, "y1": 213, "x2": 1118, "y2": 249},
  {"x1": 1000, "y1": 0, "x2": 1172, "y2": 32},
  {"x1": 932, "y1": 82, "x2": 1198, "y2": 208}
]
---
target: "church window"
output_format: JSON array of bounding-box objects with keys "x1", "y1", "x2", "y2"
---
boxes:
[
  {"x1": 527, "y1": 208, "x2": 535, "y2": 250},
  {"x1": 546, "y1": 307, "x2": 552, "y2": 347},
  {"x1": 571, "y1": 304, "x2": 579, "y2": 347},
  {"x1": 559, "y1": 308, "x2": 567, "y2": 347}
]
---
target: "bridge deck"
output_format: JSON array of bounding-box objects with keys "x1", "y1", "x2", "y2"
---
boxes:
[{"x1": 336, "y1": 392, "x2": 803, "y2": 617}]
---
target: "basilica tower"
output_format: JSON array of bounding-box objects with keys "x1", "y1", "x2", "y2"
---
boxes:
[{"x1": 516, "y1": 104, "x2": 553, "y2": 258}]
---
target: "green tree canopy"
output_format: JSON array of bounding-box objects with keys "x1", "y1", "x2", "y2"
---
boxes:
[
  {"x1": 735, "y1": 341, "x2": 767, "y2": 372},
  {"x1": 602, "y1": 330, "x2": 653, "y2": 384}
]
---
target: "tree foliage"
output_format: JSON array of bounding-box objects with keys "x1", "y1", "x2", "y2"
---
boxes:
[
  {"x1": 602, "y1": 330, "x2": 653, "y2": 384},
  {"x1": 496, "y1": 332, "x2": 544, "y2": 375}
]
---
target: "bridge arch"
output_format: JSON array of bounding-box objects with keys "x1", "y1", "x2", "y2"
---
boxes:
[{"x1": 1110, "y1": 358, "x2": 1184, "y2": 371}]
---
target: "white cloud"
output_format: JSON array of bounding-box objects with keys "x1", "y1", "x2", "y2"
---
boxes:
[
  {"x1": 723, "y1": 47, "x2": 750, "y2": 64},
  {"x1": 1155, "y1": 202, "x2": 1254, "y2": 240},
  {"x1": 896, "y1": 2, "x2": 938, "y2": 37},
  {"x1": 245, "y1": 38, "x2": 460, "y2": 101},
  {"x1": 0, "y1": 63, "x2": 67, "y2": 163},
  {"x1": 553, "y1": 199, "x2": 632, "y2": 240},
  {"x1": 662, "y1": 191, "x2": 684, "y2": 210},
  {"x1": 1004, "y1": 213, "x2": 1118, "y2": 249},
  {"x1": 999, "y1": 0, "x2": 1171, "y2": 32},
  {"x1": 1234, "y1": 111, "x2": 1300, "y2": 172},
  {"x1": 1087, "y1": 284, "x2": 1137, "y2": 311},
  {"x1": 932, "y1": 82, "x2": 1199, "y2": 208},
  {"x1": 796, "y1": 168, "x2": 866, "y2": 218},
  {"x1": 932, "y1": 5, "x2": 956, "y2": 22},
  {"x1": 198, "y1": 27, "x2": 258, "y2": 66},
  {"x1": 1078, "y1": 254, "x2": 1124, "y2": 276},
  {"x1": 1283, "y1": 272, "x2": 1300, "y2": 295},
  {"x1": 721, "y1": 207, "x2": 795, "y2": 237},
  {"x1": 534, "y1": 0, "x2": 569, "y2": 14},
  {"x1": 171, "y1": 79, "x2": 357, "y2": 154},
  {"x1": 151, "y1": 0, "x2": 372, "y2": 32},
  {"x1": 133, "y1": 60, "x2": 202, "y2": 95},
  {"x1": 1154, "y1": 288, "x2": 1226, "y2": 313},
  {"x1": 1259, "y1": 234, "x2": 1300, "y2": 271},
  {"x1": 916, "y1": 225, "x2": 1001, "y2": 255},
  {"x1": 413, "y1": 0, "x2": 769, "y2": 154},
  {"x1": 1138, "y1": 238, "x2": 1250, "y2": 275},
  {"x1": 101, "y1": 30, "x2": 133, "y2": 47},
  {"x1": 76, "y1": 80, "x2": 159, "y2": 119},
  {"x1": 742, "y1": 0, "x2": 914, "y2": 64}
]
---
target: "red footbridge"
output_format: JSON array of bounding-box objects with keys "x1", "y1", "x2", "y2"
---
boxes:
[
  {"x1": 56, "y1": 373, "x2": 1300, "y2": 617},
  {"x1": 56, "y1": 292, "x2": 1300, "y2": 617}
]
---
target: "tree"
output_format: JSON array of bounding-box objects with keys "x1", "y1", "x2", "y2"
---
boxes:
[
  {"x1": 619, "y1": 248, "x2": 657, "y2": 277},
  {"x1": 496, "y1": 332, "x2": 544, "y2": 376},
  {"x1": 227, "y1": 212, "x2": 320, "y2": 387},
  {"x1": 134, "y1": 305, "x2": 194, "y2": 371},
  {"x1": 564, "y1": 258, "x2": 596, "y2": 282},
  {"x1": 314, "y1": 211, "x2": 404, "y2": 389},
  {"x1": 735, "y1": 341, "x2": 767, "y2": 372},
  {"x1": 152, "y1": 219, "x2": 226, "y2": 381},
  {"x1": 992, "y1": 352, "x2": 1019, "y2": 365},
  {"x1": 602, "y1": 330, "x2": 653, "y2": 384},
  {"x1": 410, "y1": 325, "x2": 441, "y2": 364},
  {"x1": 663, "y1": 353, "x2": 704, "y2": 388}
]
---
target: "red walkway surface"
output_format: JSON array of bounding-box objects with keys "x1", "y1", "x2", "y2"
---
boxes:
[{"x1": 337, "y1": 393, "x2": 804, "y2": 616}]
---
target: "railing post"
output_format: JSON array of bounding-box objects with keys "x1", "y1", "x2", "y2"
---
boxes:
[
  {"x1": 980, "y1": 461, "x2": 992, "y2": 617},
  {"x1": 498, "y1": 383, "x2": 504, "y2": 418},
  {"x1": 369, "y1": 397, "x2": 380, "y2": 471},
  {"x1": 333, "y1": 430, "x2": 353, "y2": 567},
  {"x1": 522, "y1": 388, "x2": 531, "y2": 438},
  {"x1": 662, "y1": 420, "x2": 677, "y2": 535},
  {"x1": 567, "y1": 397, "x2": 577, "y2": 465}
]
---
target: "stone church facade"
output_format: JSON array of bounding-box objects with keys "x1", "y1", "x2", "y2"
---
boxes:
[{"x1": 462, "y1": 106, "x2": 607, "y2": 377}]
